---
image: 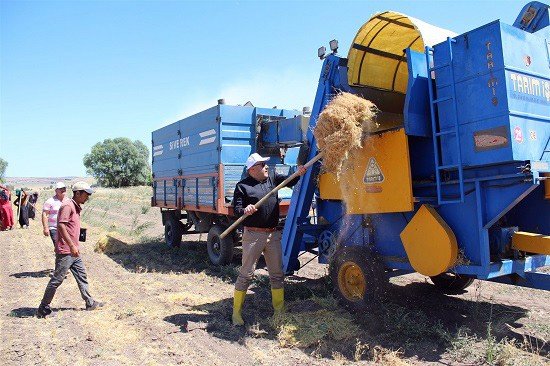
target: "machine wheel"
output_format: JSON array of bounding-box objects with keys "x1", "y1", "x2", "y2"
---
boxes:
[
  {"x1": 165, "y1": 215, "x2": 183, "y2": 248},
  {"x1": 207, "y1": 225, "x2": 234, "y2": 265},
  {"x1": 429, "y1": 273, "x2": 474, "y2": 294},
  {"x1": 329, "y1": 246, "x2": 387, "y2": 311}
]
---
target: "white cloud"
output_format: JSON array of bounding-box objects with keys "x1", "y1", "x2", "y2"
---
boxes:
[
  {"x1": 216, "y1": 68, "x2": 317, "y2": 112},
  {"x1": 157, "y1": 67, "x2": 318, "y2": 130}
]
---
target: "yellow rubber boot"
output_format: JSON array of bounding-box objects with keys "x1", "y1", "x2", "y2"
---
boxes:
[
  {"x1": 271, "y1": 288, "x2": 285, "y2": 316},
  {"x1": 232, "y1": 290, "x2": 246, "y2": 326}
]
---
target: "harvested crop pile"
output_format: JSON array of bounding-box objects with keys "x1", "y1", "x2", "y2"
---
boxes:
[
  {"x1": 94, "y1": 232, "x2": 130, "y2": 254},
  {"x1": 313, "y1": 92, "x2": 379, "y2": 176}
]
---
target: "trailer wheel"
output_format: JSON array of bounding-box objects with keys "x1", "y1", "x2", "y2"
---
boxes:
[
  {"x1": 207, "y1": 225, "x2": 234, "y2": 265},
  {"x1": 429, "y1": 273, "x2": 474, "y2": 294},
  {"x1": 165, "y1": 216, "x2": 183, "y2": 248},
  {"x1": 329, "y1": 246, "x2": 387, "y2": 311}
]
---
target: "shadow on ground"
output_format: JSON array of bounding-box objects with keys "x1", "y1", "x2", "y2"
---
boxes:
[
  {"x1": 100, "y1": 236, "x2": 243, "y2": 282},
  {"x1": 8, "y1": 307, "x2": 78, "y2": 318},
  {"x1": 10, "y1": 269, "x2": 53, "y2": 278},
  {"x1": 101, "y1": 236, "x2": 548, "y2": 363},
  {"x1": 162, "y1": 277, "x2": 548, "y2": 363}
]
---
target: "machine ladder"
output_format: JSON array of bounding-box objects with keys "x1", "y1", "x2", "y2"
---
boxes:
[{"x1": 425, "y1": 38, "x2": 465, "y2": 205}]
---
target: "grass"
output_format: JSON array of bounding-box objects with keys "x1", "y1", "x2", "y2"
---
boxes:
[
  {"x1": 270, "y1": 306, "x2": 361, "y2": 348},
  {"x1": 80, "y1": 186, "x2": 159, "y2": 239}
]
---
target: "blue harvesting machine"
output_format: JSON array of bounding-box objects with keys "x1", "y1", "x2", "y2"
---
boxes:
[{"x1": 280, "y1": 1, "x2": 550, "y2": 302}]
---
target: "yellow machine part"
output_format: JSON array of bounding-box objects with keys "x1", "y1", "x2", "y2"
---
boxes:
[
  {"x1": 347, "y1": 11, "x2": 455, "y2": 93},
  {"x1": 512, "y1": 232, "x2": 550, "y2": 255},
  {"x1": 400, "y1": 205, "x2": 458, "y2": 276},
  {"x1": 318, "y1": 128, "x2": 414, "y2": 214}
]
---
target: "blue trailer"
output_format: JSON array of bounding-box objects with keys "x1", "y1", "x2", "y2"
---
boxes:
[
  {"x1": 151, "y1": 100, "x2": 308, "y2": 264},
  {"x1": 281, "y1": 1, "x2": 550, "y2": 305}
]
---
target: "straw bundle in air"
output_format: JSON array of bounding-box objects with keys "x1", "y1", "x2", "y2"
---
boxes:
[{"x1": 313, "y1": 92, "x2": 379, "y2": 176}]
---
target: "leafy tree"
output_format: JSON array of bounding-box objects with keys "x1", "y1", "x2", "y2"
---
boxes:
[
  {"x1": 0, "y1": 158, "x2": 7, "y2": 182},
  {"x1": 83, "y1": 138, "x2": 151, "y2": 187}
]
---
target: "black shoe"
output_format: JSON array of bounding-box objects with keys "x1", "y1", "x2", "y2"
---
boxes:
[
  {"x1": 86, "y1": 301, "x2": 104, "y2": 311},
  {"x1": 36, "y1": 304, "x2": 52, "y2": 318}
]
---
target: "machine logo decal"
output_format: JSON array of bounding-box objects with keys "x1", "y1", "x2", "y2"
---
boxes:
[
  {"x1": 199, "y1": 129, "x2": 216, "y2": 145},
  {"x1": 509, "y1": 72, "x2": 550, "y2": 103},
  {"x1": 363, "y1": 157, "x2": 384, "y2": 184},
  {"x1": 513, "y1": 126, "x2": 523, "y2": 143},
  {"x1": 153, "y1": 144, "x2": 164, "y2": 157},
  {"x1": 486, "y1": 42, "x2": 498, "y2": 106},
  {"x1": 473, "y1": 126, "x2": 509, "y2": 152},
  {"x1": 529, "y1": 130, "x2": 537, "y2": 140},
  {"x1": 169, "y1": 137, "x2": 190, "y2": 150}
]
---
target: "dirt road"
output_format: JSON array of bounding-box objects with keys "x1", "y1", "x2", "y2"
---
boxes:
[
  {"x1": 1, "y1": 209, "x2": 549, "y2": 365},
  {"x1": 0, "y1": 222, "x2": 337, "y2": 365}
]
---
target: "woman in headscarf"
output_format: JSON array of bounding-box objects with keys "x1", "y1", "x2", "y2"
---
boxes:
[
  {"x1": 0, "y1": 185, "x2": 14, "y2": 230},
  {"x1": 28, "y1": 192, "x2": 39, "y2": 220},
  {"x1": 14, "y1": 190, "x2": 30, "y2": 228}
]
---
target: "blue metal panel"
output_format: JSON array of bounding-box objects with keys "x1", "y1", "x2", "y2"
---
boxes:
[
  {"x1": 151, "y1": 123, "x2": 182, "y2": 178},
  {"x1": 223, "y1": 164, "x2": 246, "y2": 203},
  {"x1": 220, "y1": 105, "x2": 255, "y2": 165},
  {"x1": 154, "y1": 179, "x2": 177, "y2": 206},
  {"x1": 178, "y1": 106, "x2": 220, "y2": 175},
  {"x1": 507, "y1": 183, "x2": 550, "y2": 235},
  {"x1": 433, "y1": 20, "x2": 550, "y2": 168},
  {"x1": 369, "y1": 214, "x2": 409, "y2": 258},
  {"x1": 404, "y1": 49, "x2": 431, "y2": 137},
  {"x1": 183, "y1": 177, "x2": 216, "y2": 207},
  {"x1": 408, "y1": 137, "x2": 436, "y2": 179}
]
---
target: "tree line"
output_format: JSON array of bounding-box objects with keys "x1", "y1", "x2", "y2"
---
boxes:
[{"x1": 0, "y1": 137, "x2": 151, "y2": 188}]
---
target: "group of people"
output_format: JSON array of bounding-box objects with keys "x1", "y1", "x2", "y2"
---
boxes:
[
  {"x1": 2, "y1": 180, "x2": 103, "y2": 317},
  {"x1": 7, "y1": 152, "x2": 305, "y2": 323},
  {"x1": 35, "y1": 154, "x2": 303, "y2": 323},
  {"x1": 37, "y1": 181, "x2": 103, "y2": 318},
  {"x1": 0, "y1": 184, "x2": 15, "y2": 230},
  {"x1": 0, "y1": 184, "x2": 39, "y2": 230}
]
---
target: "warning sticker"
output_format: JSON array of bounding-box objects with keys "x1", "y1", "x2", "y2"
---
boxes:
[{"x1": 363, "y1": 157, "x2": 384, "y2": 184}]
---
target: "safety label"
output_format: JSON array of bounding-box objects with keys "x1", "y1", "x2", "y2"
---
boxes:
[{"x1": 363, "y1": 157, "x2": 384, "y2": 184}]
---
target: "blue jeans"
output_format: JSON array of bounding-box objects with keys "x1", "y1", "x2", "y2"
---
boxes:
[
  {"x1": 41, "y1": 254, "x2": 94, "y2": 307},
  {"x1": 49, "y1": 229, "x2": 57, "y2": 246}
]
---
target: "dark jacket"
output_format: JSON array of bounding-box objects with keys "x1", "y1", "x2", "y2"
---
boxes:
[{"x1": 233, "y1": 169, "x2": 299, "y2": 228}]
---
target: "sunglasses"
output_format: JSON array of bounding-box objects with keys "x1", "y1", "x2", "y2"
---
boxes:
[{"x1": 253, "y1": 162, "x2": 267, "y2": 168}]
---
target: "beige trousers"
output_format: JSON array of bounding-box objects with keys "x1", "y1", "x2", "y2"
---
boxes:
[{"x1": 235, "y1": 228, "x2": 284, "y2": 291}]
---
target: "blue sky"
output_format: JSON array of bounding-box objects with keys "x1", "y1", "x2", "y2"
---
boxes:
[{"x1": 0, "y1": 0, "x2": 532, "y2": 177}]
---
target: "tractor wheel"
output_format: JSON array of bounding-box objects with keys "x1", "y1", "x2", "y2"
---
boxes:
[
  {"x1": 165, "y1": 215, "x2": 183, "y2": 248},
  {"x1": 429, "y1": 273, "x2": 474, "y2": 294},
  {"x1": 207, "y1": 225, "x2": 234, "y2": 265},
  {"x1": 329, "y1": 246, "x2": 387, "y2": 311}
]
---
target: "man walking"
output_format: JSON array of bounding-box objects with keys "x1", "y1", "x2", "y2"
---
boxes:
[
  {"x1": 231, "y1": 153, "x2": 306, "y2": 325},
  {"x1": 37, "y1": 181, "x2": 103, "y2": 318},
  {"x1": 42, "y1": 182, "x2": 66, "y2": 245}
]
